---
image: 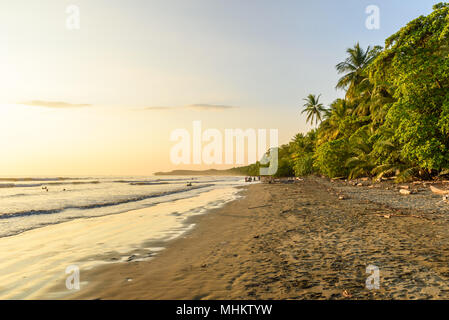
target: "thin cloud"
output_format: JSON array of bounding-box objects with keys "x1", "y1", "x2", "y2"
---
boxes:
[
  {"x1": 186, "y1": 104, "x2": 238, "y2": 111},
  {"x1": 143, "y1": 106, "x2": 178, "y2": 111},
  {"x1": 143, "y1": 104, "x2": 238, "y2": 112},
  {"x1": 20, "y1": 100, "x2": 91, "y2": 108}
]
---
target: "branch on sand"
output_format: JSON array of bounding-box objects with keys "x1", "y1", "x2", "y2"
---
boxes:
[
  {"x1": 430, "y1": 186, "x2": 449, "y2": 195},
  {"x1": 248, "y1": 204, "x2": 272, "y2": 210}
]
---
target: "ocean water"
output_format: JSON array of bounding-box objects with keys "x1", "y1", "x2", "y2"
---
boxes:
[
  {"x1": 0, "y1": 175, "x2": 248, "y2": 299},
  {"x1": 0, "y1": 175, "x2": 245, "y2": 239}
]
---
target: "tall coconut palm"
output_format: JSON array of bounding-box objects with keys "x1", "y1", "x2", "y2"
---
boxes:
[
  {"x1": 301, "y1": 94, "x2": 326, "y2": 127},
  {"x1": 335, "y1": 43, "x2": 382, "y2": 100},
  {"x1": 349, "y1": 77, "x2": 395, "y2": 118}
]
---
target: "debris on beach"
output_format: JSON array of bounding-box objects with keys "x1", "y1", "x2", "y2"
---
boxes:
[
  {"x1": 248, "y1": 204, "x2": 272, "y2": 210},
  {"x1": 338, "y1": 195, "x2": 346, "y2": 200},
  {"x1": 399, "y1": 189, "x2": 412, "y2": 195},
  {"x1": 342, "y1": 290, "x2": 352, "y2": 298},
  {"x1": 430, "y1": 185, "x2": 449, "y2": 195},
  {"x1": 437, "y1": 195, "x2": 449, "y2": 204}
]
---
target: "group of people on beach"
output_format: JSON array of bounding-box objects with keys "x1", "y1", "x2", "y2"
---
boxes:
[
  {"x1": 245, "y1": 176, "x2": 260, "y2": 183},
  {"x1": 41, "y1": 186, "x2": 67, "y2": 192}
]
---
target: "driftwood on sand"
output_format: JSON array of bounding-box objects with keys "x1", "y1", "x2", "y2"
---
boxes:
[
  {"x1": 430, "y1": 185, "x2": 449, "y2": 195},
  {"x1": 248, "y1": 204, "x2": 272, "y2": 210}
]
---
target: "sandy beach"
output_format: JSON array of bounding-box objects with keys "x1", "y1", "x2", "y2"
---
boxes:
[
  {"x1": 4, "y1": 0, "x2": 449, "y2": 305},
  {"x1": 0, "y1": 184, "x2": 242, "y2": 299},
  {"x1": 61, "y1": 176, "x2": 449, "y2": 300}
]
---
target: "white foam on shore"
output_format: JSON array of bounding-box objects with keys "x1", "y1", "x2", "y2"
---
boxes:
[{"x1": 0, "y1": 187, "x2": 242, "y2": 299}]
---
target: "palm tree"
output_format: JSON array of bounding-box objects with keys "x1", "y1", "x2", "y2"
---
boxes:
[
  {"x1": 346, "y1": 127, "x2": 375, "y2": 179},
  {"x1": 335, "y1": 43, "x2": 382, "y2": 100},
  {"x1": 368, "y1": 83, "x2": 395, "y2": 124},
  {"x1": 301, "y1": 94, "x2": 326, "y2": 127},
  {"x1": 317, "y1": 99, "x2": 351, "y2": 143},
  {"x1": 369, "y1": 126, "x2": 419, "y2": 182},
  {"x1": 348, "y1": 76, "x2": 395, "y2": 118}
]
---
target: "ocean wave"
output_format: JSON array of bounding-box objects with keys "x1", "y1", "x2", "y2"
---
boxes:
[
  {"x1": 0, "y1": 177, "x2": 89, "y2": 182},
  {"x1": 114, "y1": 178, "x2": 194, "y2": 184},
  {"x1": 0, "y1": 184, "x2": 213, "y2": 219},
  {"x1": 0, "y1": 184, "x2": 15, "y2": 188},
  {"x1": 0, "y1": 181, "x2": 101, "y2": 188},
  {"x1": 155, "y1": 178, "x2": 198, "y2": 182},
  {"x1": 129, "y1": 182, "x2": 170, "y2": 185}
]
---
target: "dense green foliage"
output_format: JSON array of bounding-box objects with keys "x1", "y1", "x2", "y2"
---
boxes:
[
  {"x1": 269, "y1": 3, "x2": 449, "y2": 181},
  {"x1": 314, "y1": 139, "x2": 350, "y2": 178}
]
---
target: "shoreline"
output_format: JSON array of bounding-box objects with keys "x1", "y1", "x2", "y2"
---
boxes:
[
  {"x1": 63, "y1": 176, "x2": 449, "y2": 300},
  {"x1": 63, "y1": 186, "x2": 253, "y2": 300},
  {"x1": 0, "y1": 185, "x2": 243, "y2": 300}
]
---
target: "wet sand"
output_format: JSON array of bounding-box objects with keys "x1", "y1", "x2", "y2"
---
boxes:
[
  {"x1": 0, "y1": 187, "x2": 240, "y2": 299},
  {"x1": 68, "y1": 176, "x2": 449, "y2": 300}
]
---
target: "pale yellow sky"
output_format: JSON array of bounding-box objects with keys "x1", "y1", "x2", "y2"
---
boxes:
[
  {"x1": 2, "y1": 0, "x2": 427, "y2": 175},
  {"x1": 0, "y1": 102, "x2": 300, "y2": 176},
  {"x1": 0, "y1": 1, "x2": 318, "y2": 175}
]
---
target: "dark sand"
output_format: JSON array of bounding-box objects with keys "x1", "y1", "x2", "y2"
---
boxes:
[{"x1": 67, "y1": 176, "x2": 449, "y2": 300}]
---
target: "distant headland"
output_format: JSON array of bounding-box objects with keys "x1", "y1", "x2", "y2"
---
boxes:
[{"x1": 154, "y1": 168, "x2": 248, "y2": 176}]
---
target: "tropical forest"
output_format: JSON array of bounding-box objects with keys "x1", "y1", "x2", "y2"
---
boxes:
[{"x1": 245, "y1": 3, "x2": 449, "y2": 182}]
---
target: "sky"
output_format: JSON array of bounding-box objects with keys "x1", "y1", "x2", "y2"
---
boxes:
[{"x1": 0, "y1": 0, "x2": 440, "y2": 176}]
